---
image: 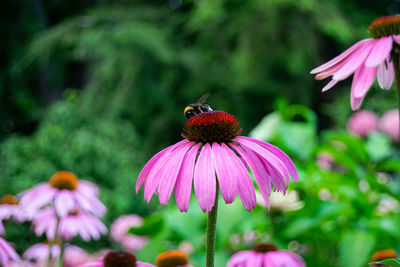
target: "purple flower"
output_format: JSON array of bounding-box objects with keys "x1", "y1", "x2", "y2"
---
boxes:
[
  {"x1": 378, "y1": 109, "x2": 399, "y2": 142},
  {"x1": 311, "y1": 15, "x2": 400, "y2": 110},
  {"x1": 0, "y1": 194, "x2": 26, "y2": 235},
  {"x1": 111, "y1": 215, "x2": 148, "y2": 251},
  {"x1": 20, "y1": 171, "x2": 105, "y2": 218},
  {"x1": 0, "y1": 236, "x2": 19, "y2": 266},
  {"x1": 347, "y1": 110, "x2": 378, "y2": 137},
  {"x1": 227, "y1": 243, "x2": 306, "y2": 267},
  {"x1": 136, "y1": 111, "x2": 298, "y2": 212},
  {"x1": 32, "y1": 207, "x2": 107, "y2": 241},
  {"x1": 80, "y1": 251, "x2": 155, "y2": 267}
]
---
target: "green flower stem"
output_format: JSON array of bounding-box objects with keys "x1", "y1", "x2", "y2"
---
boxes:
[
  {"x1": 206, "y1": 182, "x2": 219, "y2": 267},
  {"x1": 392, "y1": 51, "x2": 400, "y2": 134},
  {"x1": 56, "y1": 239, "x2": 64, "y2": 267},
  {"x1": 46, "y1": 216, "x2": 60, "y2": 267}
]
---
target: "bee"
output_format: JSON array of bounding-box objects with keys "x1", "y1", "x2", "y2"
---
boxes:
[{"x1": 184, "y1": 93, "x2": 213, "y2": 119}]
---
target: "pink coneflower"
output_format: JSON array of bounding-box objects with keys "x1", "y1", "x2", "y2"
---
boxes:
[
  {"x1": 0, "y1": 236, "x2": 19, "y2": 266},
  {"x1": 378, "y1": 109, "x2": 399, "y2": 142},
  {"x1": 20, "y1": 171, "x2": 105, "y2": 217},
  {"x1": 32, "y1": 207, "x2": 107, "y2": 241},
  {"x1": 155, "y1": 251, "x2": 194, "y2": 267},
  {"x1": 310, "y1": 15, "x2": 400, "y2": 110},
  {"x1": 111, "y1": 215, "x2": 148, "y2": 251},
  {"x1": 347, "y1": 110, "x2": 379, "y2": 137},
  {"x1": 24, "y1": 241, "x2": 89, "y2": 266},
  {"x1": 227, "y1": 243, "x2": 306, "y2": 267},
  {"x1": 80, "y1": 251, "x2": 155, "y2": 267},
  {"x1": 136, "y1": 111, "x2": 298, "y2": 212},
  {"x1": 0, "y1": 194, "x2": 26, "y2": 235}
]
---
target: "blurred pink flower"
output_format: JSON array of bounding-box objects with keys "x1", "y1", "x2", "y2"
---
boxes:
[
  {"x1": 378, "y1": 109, "x2": 399, "y2": 142},
  {"x1": 227, "y1": 243, "x2": 306, "y2": 267},
  {"x1": 20, "y1": 171, "x2": 105, "y2": 218},
  {"x1": 24, "y1": 242, "x2": 89, "y2": 266},
  {"x1": 111, "y1": 215, "x2": 148, "y2": 251},
  {"x1": 316, "y1": 152, "x2": 335, "y2": 170},
  {"x1": 32, "y1": 207, "x2": 107, "y2": 241},
  {"x1": 136, "y1": 111, "x2": 298, "y2": 212},
  {"x1": 81, "y1": 251, "x2": 155, "y2": 267},
  {"x1": 0, "y1": 237, "x2": 19, "y2": 266},
  {"x1": 310, "y1": 15, "x2": 400, "y2": 110},
  {"x1": 347, "y1": 110, "x2": 378, "y2": 137},
  {"x1": 0, "y1": 194, "x2": 26, "y2": 235}
]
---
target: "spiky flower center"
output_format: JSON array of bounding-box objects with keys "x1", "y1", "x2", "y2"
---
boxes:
[
  {"x1": 369, "y1": 15, "x2": 400, "y2": 38},
  {"x1": 49, "y1": 171, "x2": 78, "y2": 190},
  {"x1": 104, "y1": 251, "x2": 137, "y2": 267},
  {"x1": 182, "y1": 111, "x2": 242, "y2": 143},
  {"x1": 371, "y1": 249, "x2": 398, "y2": 262},
  {"x1": 156, "y1": 251, "x2": 189, "y2": 267},
  {"x1": 253, "y1": 243, "x2": 278, "y2": 253},
  {"x1": 0, "y1": 195, "x2": 18, "y2": 205}
]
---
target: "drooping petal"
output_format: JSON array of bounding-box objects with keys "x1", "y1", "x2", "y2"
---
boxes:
[
  {"x1": 136, "y1": 140, "x2": 187, "y2": 193},
  {"x1": 232, "y1": 143, "x2": 271, "y2": 210},
  {"x1": 158, "y1": 143, "x2": 192, "y2": 205},
  {"x1": 237, "y1": 138, "x2": 290, "y2": 185},
  {"x1": 226, "y1": 251, "x2": 252, "y2": 267},
  {"x1": 174, "y1": 143, "x2": 200, "y2": 212},
  {"x1": 211, "y1": 143, "x2": 239, "y2": 204},
  {"x1": 333, "y1": 40, "x2": 375, "y2": 81},
  {"x1": 193, "y1": 144, "x2": 216, "y2": 212},
  {"x1": 365, "y1": 36, "x2": 393, "y2": 67},
  {"x1": 321, "y1": 79, "x2": 339, "y2": 92},
  {"x1": 393, "y1": 35, "x2": 400, "y2": 45},
  {"x1": 54, "y1": 190, "x2": 75, "y2": 217},
  {"x1": 315, "y1": 55, "x2": 352, "y2": 80},
  {"x1": 377, "y1": 58, "x2": 394, "y2": 90},
  {"x1": 237, "y1": 136, "x2": 298, "y2": 182},
  {"x1": 310, "y1": 38, "x2": 372, "y2": 74},
  {"x1": 352, "y1": 64, "x2": 377, "y2": 98},
  {"x1": 143, "y1": 141, "x2": 189, "y2": 203}
]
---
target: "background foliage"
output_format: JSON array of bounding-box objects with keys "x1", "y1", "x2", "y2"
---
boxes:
[{"x1": 1, "y1": 0, "x2": 400, "y2": 266}]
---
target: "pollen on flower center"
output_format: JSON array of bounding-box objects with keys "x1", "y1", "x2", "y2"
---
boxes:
[
  {"x1": 49, "y1": 171, "x2": 78, "y2": 190},
  {"x1": 104, "y1": 251, "x2": 137, "y2": 267},
  {"x1": 0, "y1": 194, "x2": 18, "y2": 205},
  {"x1": 156, "y1": 251, "x2": 189, "y2": 267},
  {"x1": 182, "y1": 111, "x2": 242, "y2": 143},
  {"x1": 371, "y1": 249, "x2": 398, "y2": 262},
  {"x1": 369, "y1": 15, "x2": 400, "y2": 38},
  {"x1": 252, "y1": 243, "x2": 278, "y2": 253}
]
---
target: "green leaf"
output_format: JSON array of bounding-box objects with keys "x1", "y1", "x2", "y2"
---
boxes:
[
  {"x1": 339, "y1": 230, "x2": 375, "y2": 267},
  {"x1": 366, "y1": 132, "x2": 391, "y2": 162},
  {"x1": 128, "y1": 215, "x2": 164, "y2": 236},
  {"x1": 369, "y1": 259, "x2": 400, "y2": 266},
  {"x1": 377, "y1": 159, "x2": 400, "y2": 172}
]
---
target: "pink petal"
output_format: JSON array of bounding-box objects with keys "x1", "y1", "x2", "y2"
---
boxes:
[
  {"x1": 232, "y1": 143, "x2": 271, "y2": 210},
  {"x1": 158, "y1": 143, "x2": 191, "y2": 205},
  {"x1": 365, "y1": 36, "x2": 393, "y2": 67},
  {"x1": 143, "y1": 141, "x2": 189, "y2": 203},
  {"x1": 211, "y1": 143, "x2": 239, "y2": 204},
  {"x1": 315, "y1": 57, "x2": 350, "y2": 80},
  {"x1": 136, "y1": 140, "x2": 187, "y2": 193},
  {"x1": 226, "y1": 251, "x2": 252, "y2": 267},
  {"x1": 351, "y1": 63, "x2": 377, "y2": 99},
  {"x1": 174, "y1": 143, "x2": 200, "y2": 212},
  {"x1": 333, "y1": 40, "x2": 375, "y2": 81},
  {"x1": 237, "y1": 137, "x2": 298, "y2": 182},
  {"x1": 377, "y1": 58, "x2": 394, "y2": 90},
  {"x1": 193, "y1": 144, "x2": 216, "y2": 212},
  {"x1": 321, "y1": 79, "x2": 338, "y2": 92},
  {"x1": 54, "y1": 191, "x2": 75, "y2": 217},
  {"x1": 310, "y1": 38, "x2": 372, "y2": 74},
  {"x1": 393, "y1": 35, "x2": 400, "y2": 45},
  {"x1": 237, "y1": 138, "x2": 290, "y2": 185}
]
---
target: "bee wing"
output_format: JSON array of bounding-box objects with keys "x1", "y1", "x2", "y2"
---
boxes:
[{"x1": 195, "y1": 92, "x2": 210, "y2": 104}]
